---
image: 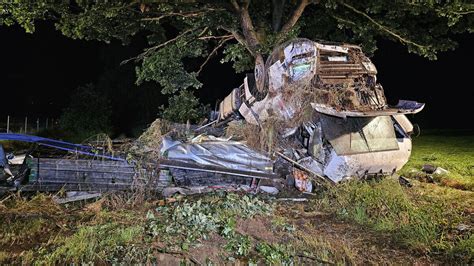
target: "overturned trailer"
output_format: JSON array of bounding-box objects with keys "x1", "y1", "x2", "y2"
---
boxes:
[{"x1": 218, "y1": 38, "x2": 423, "y2": 183}]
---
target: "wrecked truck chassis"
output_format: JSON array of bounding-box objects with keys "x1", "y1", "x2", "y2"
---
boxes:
[{"x1": 216, "y1": 38, "x2": 423, "y2": 183}]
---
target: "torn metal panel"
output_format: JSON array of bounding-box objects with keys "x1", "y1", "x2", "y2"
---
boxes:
[
  {"x1": 297, "y1": 156, "x2": 324, "y2": 176},
  {"x1": 392, "y1": 114, "x2": 414, "y2": 134},
  {"x1": 311, "y1": 100, "x2": 425, "y2": 118},
  {"x1": 161, "y1": 135, "x2": 274, "y2": 174},
  {"x1": 159, "y1": 158, "x2": 278, "y2": 180},
  {"x1": 53, "y1": 192, "x2": 102, "y2": 204},
  {"x1": 268, "y1": 60, "x2": 285, "y2": 90}
]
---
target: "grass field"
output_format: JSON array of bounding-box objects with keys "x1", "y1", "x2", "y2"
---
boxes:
[
  {"x1": 0, "y1": 132, "x2": 472, "y2": 264},
  {"x1": 399, "y1": 130, "x2": 474, "y2": 191}
]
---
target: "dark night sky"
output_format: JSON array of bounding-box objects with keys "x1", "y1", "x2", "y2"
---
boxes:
[{"x1": 0, "y1": 21, "x2": 473, "y2": 131}]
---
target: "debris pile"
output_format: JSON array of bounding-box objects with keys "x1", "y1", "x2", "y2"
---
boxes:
[
  {"x1": 129, "y1": 118, "x2": 170, "y2": 161},
  {"x1": 0, "y1": 38, "x2": 425, "y2": 198}
]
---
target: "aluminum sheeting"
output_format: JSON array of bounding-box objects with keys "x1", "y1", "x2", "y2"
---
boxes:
[{"x1": 161, "y1": 135, "x2": 273, "y2": 173}]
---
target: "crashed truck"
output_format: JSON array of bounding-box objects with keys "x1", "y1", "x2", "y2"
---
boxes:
[
  {"x1": 0, "y1": 38, "x2": 423, "y2": 196},
  {"x1": 217, "y1": 38, "x2": 423, "y2": 184}
]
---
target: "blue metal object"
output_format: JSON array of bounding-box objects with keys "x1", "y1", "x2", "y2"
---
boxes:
[
  {"x1": 0, "y1": 133, "x2": 126, "y2": 162},
  {"x1": 0, "y1": 144, "x2": 7, "y2": 167}
]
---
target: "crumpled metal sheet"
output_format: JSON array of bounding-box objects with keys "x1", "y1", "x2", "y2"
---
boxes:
[{"x1": 161, "y1": 135, "x2": 273, "y2": 173}]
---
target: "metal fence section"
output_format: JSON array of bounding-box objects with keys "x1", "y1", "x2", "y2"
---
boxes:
[{"x1": 0, "y1": 116, "x2": 58, "y2": 134}]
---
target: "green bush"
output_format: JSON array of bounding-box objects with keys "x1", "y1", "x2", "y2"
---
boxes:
[{"x1": 60, "y1": 84, "x2": 112, "y2": 142}]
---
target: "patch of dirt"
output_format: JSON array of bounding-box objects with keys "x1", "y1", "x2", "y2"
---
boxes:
[
  {"x1": 188, "y1": 233, "x2": 228, "y2": 264},
  {"x1": 235, "y1": 216, "x2": 278, "y2": 243},
  {"x1": 153, "y1": 253, "x2": 184, "y2": 265}
]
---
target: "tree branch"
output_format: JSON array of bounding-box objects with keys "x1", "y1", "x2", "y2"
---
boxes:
[
  {"x1": 219, "y1": 26, "x2": 255, "y2": 55},
  {"x1": 342, "y1": 2, "x2": 429, "y2": 50},
  {"x1": 406, "y1": 2, "x2": 474, "y2": 16},
  {"x1": 230, "y1": 0, "x2": 241, "y2": 11},
  {"x1": 272, "y1": 0, "x2": 285, "y2": 32},
  {"x1": 197, "y1": 36, "x2": 233, "y2": 75},
  {"x1": 198, "y1": 34, "x2": 233, "y2": 40},
  {"x1": 276, "y1": 0, "x2": 311, "y2": 43},
  {"x1": 230, "y1": 0, "x2": 260, "y2": 55},
  {"x1": 331, "y1": 14, "x2": 356, "y2": 26},
  {"x1": 228, "y1": 0, "x2": 265, "y2": 91},
  {"x1": 121, "y1": 28, "x2": 195, "y2": 65}
]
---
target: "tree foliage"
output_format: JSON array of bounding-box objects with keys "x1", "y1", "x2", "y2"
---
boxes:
[
  {"x1": 2, "y1": 0, "x2": 473, "y2": 94},
  {"x1": 159, "y1": 89, "x2": 209, "y2": 123},
  {"x1": 60, "y1": 84, "x2": 112, "y2": 141}
]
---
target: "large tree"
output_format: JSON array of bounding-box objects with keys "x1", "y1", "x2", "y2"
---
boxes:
[{"x1": 1, "y1": 0, "x2": 473, "y2": 94}]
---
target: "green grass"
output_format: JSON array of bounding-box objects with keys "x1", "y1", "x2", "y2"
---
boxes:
[
  {"x1": 317, "y1": 176, "x2": 473, "y2": 262},
  {"x1": 399, "y1": 132, "x2": 474, "y2": 190},
  {"x1": 37, "y1": 222, "x2": 146, "y2": 264}
]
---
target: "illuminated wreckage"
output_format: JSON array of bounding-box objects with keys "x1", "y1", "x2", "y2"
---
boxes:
[
  {"x1": 217, "y1": 38, "x2": 423, "y2": 185},
  {"x1": 0, "y1": 39, "x2": 423, "y2": 196}
]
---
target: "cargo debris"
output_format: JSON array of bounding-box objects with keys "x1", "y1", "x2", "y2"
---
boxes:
[{"x1": 0, "y1": 38, "x2": 424, "y2": 197}]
